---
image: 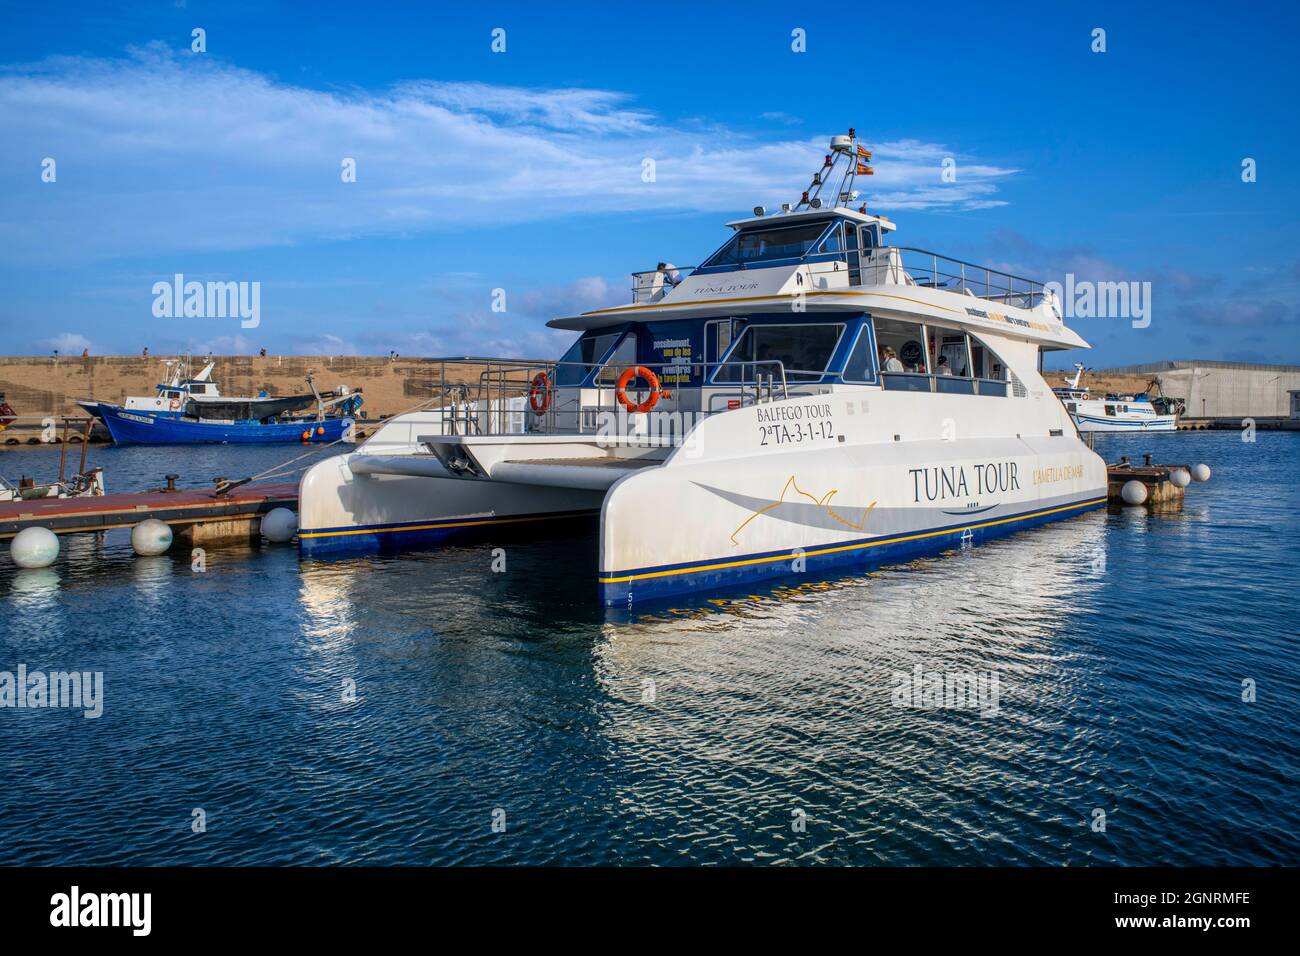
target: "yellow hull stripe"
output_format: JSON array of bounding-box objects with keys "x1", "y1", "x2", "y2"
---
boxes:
[
  {"x1": 580, "y1": 290, "x2": 961, "y2": 317},
  {"x1": 597, "y1": 497, "x2": 1107, "y2": 584}
]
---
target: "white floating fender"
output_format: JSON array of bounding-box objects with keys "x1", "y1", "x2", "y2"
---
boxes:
[
  {"x1": 1169, "y1": 468, "x2": 1191, "y2": 488},
  {"x1": 1121, "y1": 480, "x2": 1148, "y2": 505},
  {"x1": 131, "y1": 518, "x2": 173, "y2": 556},
  {"x1": 261, "y1": 507, "x2": 298, "y2": 543},
  {"x1": 1191, "y1": 463, "x2": 1211, "y2": 482},
  {"x1": 11, "y1": 526, "x2": 60, "y2": 568}
]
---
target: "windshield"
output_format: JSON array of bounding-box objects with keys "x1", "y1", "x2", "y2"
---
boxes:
[
  {"x1": 555, "y1": 330, "x2": 624, "y2": 386},
  {"x1": 715, "y1": 323, "x2": 844, "y2": 383},
  {"x1": 702, "y1": 220, "x2": 831, "y2": 268}
]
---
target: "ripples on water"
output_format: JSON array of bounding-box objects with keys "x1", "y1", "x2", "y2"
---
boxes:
[{"x1": 0, "y1": 433, "x2": 1296, "y2": 865}]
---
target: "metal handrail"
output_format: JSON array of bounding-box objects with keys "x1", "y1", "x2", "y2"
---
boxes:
[
  {"x1": 416, "y1": 357, "x2": 792, "y2": 438},
  {"x1": 626, "y1": 243, "x2": 1046, "y2": 307}
]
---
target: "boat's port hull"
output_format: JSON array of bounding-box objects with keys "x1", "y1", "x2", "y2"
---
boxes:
[
  {"x1": 297, "y1": 451, "x2": 607, "y2": 557},
  {"x1": 299, "y1": 508, "x2": 600, "y2": 556}
]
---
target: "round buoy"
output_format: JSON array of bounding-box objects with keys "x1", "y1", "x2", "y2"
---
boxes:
[
  {"x1": 1170, "y1": 468, "x2": 1191, "y2": 488},
  {"x1": 301, "y1": 430, "x2": 311, "y2": 442},
  {"x1": 11, "y1": 526, "x2": 60, "y2": 568},
  {"x1": 1191, "y1": 463, "x2": 1211, "y2": 482},
  {"x1": 316, "y1": 426, "x2": 325, "y2": 436},
  {"x1": 261, "y1": 507, "x2": 298, "y2": 543},
  {"x1": 1121, "y1": 480, "x2": 1148, "y2": 505},
  {"x1": 131, "y1": 518, "x2": 173, "y2": 556}
]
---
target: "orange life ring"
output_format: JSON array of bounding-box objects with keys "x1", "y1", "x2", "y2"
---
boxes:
[
  {"x1": 529, "y1": 372, "x2": 552, "y2": 415},
  {"x1": 615, "y1": 366, "x2": 662, "y2": 413}
]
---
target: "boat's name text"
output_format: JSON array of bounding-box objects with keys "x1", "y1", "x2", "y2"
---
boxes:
[{"x1": 910, "y1": 463, "x2": 1020, "y2": 502}]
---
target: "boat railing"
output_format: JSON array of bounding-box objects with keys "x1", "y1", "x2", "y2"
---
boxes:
[
  {"x1": 627, "y1": 246, "x2": 1045, "y2": 309},
  {"x1": 868, "y1": 247, "x2": 1046, "y2": 308},
  {"x1": 630, "y1": 268, "x2": 699, "y2": 304},
  {"x1": 418, "y1": 357, "x2": 790, "y2": 437}
]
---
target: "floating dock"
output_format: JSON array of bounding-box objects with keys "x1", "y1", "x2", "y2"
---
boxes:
[
  {"x1": 1106, "y1": 454, "x2": 1204, "y2": 508},
  {"x1": 0, "y1": 480, "x2": 298, "y2": 547}
]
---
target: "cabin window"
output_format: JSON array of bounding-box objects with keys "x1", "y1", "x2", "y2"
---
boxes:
[
  {"x1": 555, "y1": 329, "x2": 624, "y2": 386},
  {"x1": 841, "y1": 324, "x2": 877, "y2": 383},
  {"x1": 704, "y1": 318, "x2": 741, "y2": 368},
  {"x1": 715, "y1": 323, "x2": 844, "y2": 383},
  {"x1": 1105, "y1": 405, "x2": 1116, "y2": 416},
  {"x1": 875, "y1": 317, "x2": 932, "y2": 391},
  {"x1": 702, "y1": 220, "x2": 832, "y2": 269},
  {"x1": 967, "y1": 335, "x2": 1010, "y2": 397},
  {"x1": 597, "y1": 333, "x2": 639, "y2": 384},
  {"x1": 814, "y1": 221, "x2": 846, "y2": 254}
]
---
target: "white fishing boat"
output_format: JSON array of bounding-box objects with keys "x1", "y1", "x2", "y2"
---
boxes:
[
  {"x1": 299, "y1": 129, "x2": 1108, "y2": 606},
  {"x1": 1054, "y1": 364, "x2": 1177, "y2": 432},
  {"x1": 0, "y1": 468, "x2": 104, "y2": 503}
]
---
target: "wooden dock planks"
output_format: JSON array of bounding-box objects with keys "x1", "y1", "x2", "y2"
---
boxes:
[{"x1": 0, "y1": 481, "x2": 298, "y2": 538}]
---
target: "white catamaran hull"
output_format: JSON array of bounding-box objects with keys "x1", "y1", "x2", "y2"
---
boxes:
[{"x1": 299, "y1": 394, "x2": 1107, "y2": 606}]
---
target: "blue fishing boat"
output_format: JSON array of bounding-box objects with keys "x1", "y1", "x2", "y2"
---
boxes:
[
  {"x1": 79, "y1": 357, "x2": 362, "y2": 445},
  {"x1": 93, "y1": 406, "x2": 354, "y2": 444}
]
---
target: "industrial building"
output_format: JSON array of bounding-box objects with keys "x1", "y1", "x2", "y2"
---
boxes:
[{"x1": 1103, "y1": 360, "x2": 1300, "y2": 420}]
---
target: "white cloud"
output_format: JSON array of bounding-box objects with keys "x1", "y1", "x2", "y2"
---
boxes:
[
  {"x1": 38, "y1": 332, "x2": 94, "y2": 354},
  {"x1": 0, "y1": 45, "x2": 1020, "y2": 264}
]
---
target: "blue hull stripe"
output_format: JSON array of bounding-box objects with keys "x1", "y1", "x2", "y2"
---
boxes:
[
  {"x1": 299, "y1": 508, "x2": 600, "y2": 557},
  {"x1": 1073, "y1": 415, "x2": 1173, "y2": 429},
  {"x1": 598, "y1": 496, "x2": 1107, "y2": 605}
]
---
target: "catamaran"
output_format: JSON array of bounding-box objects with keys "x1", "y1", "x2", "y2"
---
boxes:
[
  {"x1": 1053, "y1": 363, "x2": 1177, "y2": 432},
  {"x1": 299, "y1": 129, "x2": 1109, "y2": 606}
]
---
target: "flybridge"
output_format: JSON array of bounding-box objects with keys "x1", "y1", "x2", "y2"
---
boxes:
[{"x1": 554, "y1": 127, "x2": 1062, "y2": 337}]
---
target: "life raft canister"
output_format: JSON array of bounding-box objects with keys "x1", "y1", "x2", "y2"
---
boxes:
[
  {"x1": 529, "y1": 372, "x2": 552, "y2": 415},
  {"x1": 615, "y1": 366, "x2": 663, "y2": 413}
]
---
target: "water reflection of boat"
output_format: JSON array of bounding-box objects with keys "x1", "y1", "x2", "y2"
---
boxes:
[{"x1": 78, "y1": 357, "x2": 362, "y2": 445}]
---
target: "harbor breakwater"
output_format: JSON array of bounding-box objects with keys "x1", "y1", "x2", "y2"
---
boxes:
[
  {"x1": 0, "y1": 354, "x2": 497, "y2": 423},
  {"x1": 0, "y1": 355, "x2": 1151, "y2": 422}
]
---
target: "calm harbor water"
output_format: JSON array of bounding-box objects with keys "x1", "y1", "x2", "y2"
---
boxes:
[{"x1": 0, "y1": 431, "x2": 1296, "y2": 865}]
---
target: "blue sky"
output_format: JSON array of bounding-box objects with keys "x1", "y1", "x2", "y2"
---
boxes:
[{"x1": 1, "y1": 0, "x2": 1297, "y2": 369}]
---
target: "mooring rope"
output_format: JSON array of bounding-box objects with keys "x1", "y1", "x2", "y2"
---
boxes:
[{"x1": 214, "y1": 394, "x2": 445, "y2": 495}]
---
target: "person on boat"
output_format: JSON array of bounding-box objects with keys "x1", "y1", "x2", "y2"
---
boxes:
[
  {"x1": 881, "y1": 347, "x2": 904, "y2": 372},
  {"x1": 937, "y1": 355, "x2": 953, "y2": 375},
  {"x1": 657, "y1": 262, "x2": 682, "y2": 287}
]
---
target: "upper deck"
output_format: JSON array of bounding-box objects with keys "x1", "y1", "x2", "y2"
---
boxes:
[
  {"x1": 549, "y1": 131, "x2": 1084, "y2": 351},
  {"x1": 550, "y1": 210, "x2": 1082, "y2": 350}
]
